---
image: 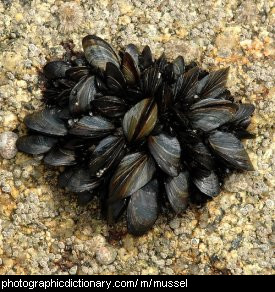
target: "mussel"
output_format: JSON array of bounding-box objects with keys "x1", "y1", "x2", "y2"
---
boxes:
[
  {"x1": 66, "y1": 66, "x2": 90, "y2": 81},
  {"x1": 69, "y1": 116, "x2": 115, "y2": 138},
  {"x1": 172, "y1": 56, "x2": 185, "y2": 77},
  {"x1": 173, "y1": 66, "x2": 199, "y2": 103},
  {"x1": 140, "y1": 45, "x2": 153, "y2": 69},
  {"x1": 105, "y1": 62, "x2": 126, "y2": 93},
  {"x1": 148, "y1": 133, "x2": 181, "y2": 177},
  {"x1": 123, "y1": 98, "x2": 158, "y2": 142},
  {"x1": 197, "y1": 67, "x2": 229, "y2": 99},
  {"x1": 69, "y1": 75, "x2": 97, "y2": 115},
  {"x1": 108, "y1": 152, "x2": 156, "y2": 203},
  {"x1": 122, "y1": 44, "x2": 140, "y2": 85},
  {"x1": 165, "y1": 171, "x2": 189, "y2": 213},
  {"x1": 89, "y1": 135, "x2": 126, "y2": 177},
  {"x1": 141, "y1": 66, "x2": 163, "y2": 96},
  {"x1": 92, "y1": 96, "x2": 127, "y2": 118},
  {"x1": 16, "y1": 135, "x2": 57, "y2": 155},
  {"x1": 127, "y1": 180, "x2": 159, "y2": 236},
  {"x1": 82, "y1": 35, "x2": 120, "y2": 71},
  {"x1": 17, "y1": 34, "x2": 255, "y2": 236},
  {"x1": 192, "y1": 169, "x2": 220, "y2": 197},
  {"x1": 208, "y1": 131, "x2": 254, "y2": 170},
  {"x1": 189, "y1": 100, "x2": 237, "y2": 132},
  {"x1": 24, "y1": 109, "x2": 68, "y2": 136},
  {"x1": 44, "y1": 147, "x2": 77, "y2": 166},
  {"x1": 58, "y1": 167, "x2": 101, "y2": 193},
  {"x1": 43, "y1": 61, "x2": 71, "y2": 80}
]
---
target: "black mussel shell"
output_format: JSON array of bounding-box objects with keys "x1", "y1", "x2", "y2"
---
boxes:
[
  {"x1": 208, "y1": 131, "x2": 254, "y2": 170},
  {"x1": 123, "y1": 98, "x2": 158, "y2": 142},
  {"x1": 105, "y1": 62, "x2": 126, "y2": 93},
  {"x1": 140, "y1": 45, "x2": 153, "y2": 69},
  {"x1": 197, "y1": 67, "x2": 229, "y2": 99},
  {"x1": 127, "y1": 179, "x2": 159, "y2": 236},
  {"x1": 172, "y1": 56, "x2": 185, "y2": 77},
  {"x1": 122, "y1": 52, "x2": 140, "y2": 85},
  {"x1": 192, "y1": 169, "x2": 220, "y2": 197},
  {"x1": 141, "y1": 66, "x2": 163, "y2": 96},
  {"x1": 107, "y1": 198, "x2": 128, "y2": 223},
  {"x1": 24, "y1": 109, "x2": 68, "y2": 136},
  {"x1": 58, "y1": 167, "x2": 101, "y2": 193},
  {"x1": 95, "y1": 76, "x2": 109, "y2": 93},
  {"x1": 82, "y1": 35, "x2": 120, "y2": 71},
  {"x1": 16, "y1": 135, "x2": 57, "y2": 155},
  {"x1": 89, "y1": 135, "x2": 126, "y2": 177},
  {"x1": 43, "y1": 61, "x2": 71, "y2": 80},
  {"x1": 187, "y1": 140, "x2": 215, "y2": 170},
  {"x1": 189, "y1": 184, "x2": 210, "y2": 205},
  {"x1": 125, "y1": 44, "x2": 139, "y2": 65},
  {"x1": 165, "y1": 171, "x2": 189, "y2": 213},
  {"x1": 190, "y1": 98, "x2": 233, "y2": 110},
  {"x1": 231, "y1": 104, "x2": 255, "y2": 127},
  {"x1": 124, "y1": 88, "x2": 143, "y2": 104},
  {"x1": 158, "y1": 82, "x2": 173, "y2": 113},
  {"x1": 69, "y1": 116, "x2": 115, "y2": 138},
  {"x1": 56, "y1": 107, "x2": 72, "y2": 121},
  {"x1": 108, "y1": 152, "x2": 156, "y2": 203},
  {"x1": 43, "y1": 87, "x2": 71, "y2": 107},
  {"x1": 173, "y1": 66, "x2": 199, "y2": 103},
  {"x1": 189, "y1": 102, "x2": 237, "y2": 132},
  {"x1": 171, "y1": 107, "x2": 189, "y2": 128},
  {"x1": 60, "y1": 136, "x2": 91, "y2": 150},
  {"x1": 66, "y1": 66, "x2": 90, "y2": 81},
  {"x1": 148, "y1": 133, "x2": 181, "y2": 177},
  {"x1": 92, "y1": 96, "x2": 127, "y2": 118},
  {"x1": 69, "y1": 75, "x2": 97, "y2": 115},
  {"x1": 44, "y1": 147, "x2": 77, "y2": 166}
]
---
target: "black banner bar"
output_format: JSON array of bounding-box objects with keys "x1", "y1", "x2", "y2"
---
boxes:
[{"x1": 0, "y1": 275, "x2": 269, "y2": 290}]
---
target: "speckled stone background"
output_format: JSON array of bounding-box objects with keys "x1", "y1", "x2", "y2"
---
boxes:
[{"x1": 0, "y1": 0, "x2": 274, "y2": 275}]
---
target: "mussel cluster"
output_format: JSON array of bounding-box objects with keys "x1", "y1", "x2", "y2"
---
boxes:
[{"x1": 16, "y1": 35, "x2": 255, "y2": 235}]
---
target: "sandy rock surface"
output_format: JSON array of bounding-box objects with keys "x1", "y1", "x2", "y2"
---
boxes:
[{"x1": 0, "y1": 0, "x2": 274, "y2": 275}]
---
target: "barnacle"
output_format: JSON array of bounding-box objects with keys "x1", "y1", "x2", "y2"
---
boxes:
[
  {"x1": 58, "y1": 2, "x2": 84, "y2": 33},
  {"x1": 17, "y1": 35, "x2": 255, "y2": 235}
]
